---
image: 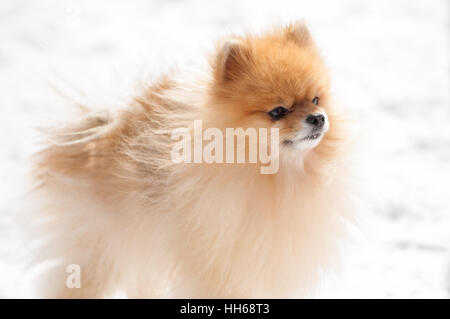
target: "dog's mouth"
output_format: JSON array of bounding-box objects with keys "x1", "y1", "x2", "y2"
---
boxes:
[
  {"x1": 283, "y1": 132, "x2": 323, "y2": 147},
  {"x1": 300, "y1": 133, "x2": 321, "y2": 141},
  {"x1": 283, "y1": 133, "x2": 321, "y2": 145}
]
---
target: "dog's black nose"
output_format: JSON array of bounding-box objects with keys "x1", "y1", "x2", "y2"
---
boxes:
[{"x1": 306, "y1": 114, "x2": 325, "y2": 128}]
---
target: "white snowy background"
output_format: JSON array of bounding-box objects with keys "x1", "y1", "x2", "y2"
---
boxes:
[{"x1": 0, "y1": 0, "x2": 449, "y2": 298}]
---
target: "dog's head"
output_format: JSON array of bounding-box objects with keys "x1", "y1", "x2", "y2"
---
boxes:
[{"x1": 209, "y1": 23, "x2": 343, "y2": 168}]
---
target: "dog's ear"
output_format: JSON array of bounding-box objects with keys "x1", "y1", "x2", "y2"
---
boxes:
[
  {"x1": 214, "y1": 38, "x2": 252, "y2": 83},
  {"x1": 285, "y1": 21, "x2": 313, "y2": 47}
]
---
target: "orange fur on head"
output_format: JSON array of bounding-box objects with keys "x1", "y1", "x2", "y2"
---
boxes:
[{"x1": 29, "y1": 22, "x2": 355, "y2": 298}]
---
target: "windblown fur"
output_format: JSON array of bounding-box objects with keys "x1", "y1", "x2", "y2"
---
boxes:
[{"x1": 29, "y1": 23, "x2": 354, "y2": 298}]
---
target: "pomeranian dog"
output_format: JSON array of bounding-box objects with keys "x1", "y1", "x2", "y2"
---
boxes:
[{"x1": 29, "y1": 22, "x2": 354, "y2": 298}]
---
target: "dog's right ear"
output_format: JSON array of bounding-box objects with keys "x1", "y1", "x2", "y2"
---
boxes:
[{"x1": 214, "y1": 38, "x2": 252, "y2": 83}]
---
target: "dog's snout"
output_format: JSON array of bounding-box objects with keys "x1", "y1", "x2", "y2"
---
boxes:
[{"x1": 305, "y1": 113, "x2": 325, "y2": 128}]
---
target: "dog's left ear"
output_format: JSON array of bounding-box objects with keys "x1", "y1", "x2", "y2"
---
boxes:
[
  {"x1": 285, "y1": 21, "x2": 314, "y2": 47},
  {"x1": 214, "y1": 38, "x2": 252, "y2": 83}
]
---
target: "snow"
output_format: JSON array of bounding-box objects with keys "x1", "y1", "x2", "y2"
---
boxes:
[{"x1": 0, "y1": 0, "x2": 449, "y2": 298}]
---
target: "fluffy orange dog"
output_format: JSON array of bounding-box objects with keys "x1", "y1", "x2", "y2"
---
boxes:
[{"x1": 31, "y1": 22, "x2": 354, "y2": 298}]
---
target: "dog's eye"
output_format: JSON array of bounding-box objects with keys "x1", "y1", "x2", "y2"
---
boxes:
[
  {"x1": 268, "y1": 106, "x2": 288, "y2": 120},
  {"x1": 312, "y1": 96, "x2": 320, "y2": 105}
]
